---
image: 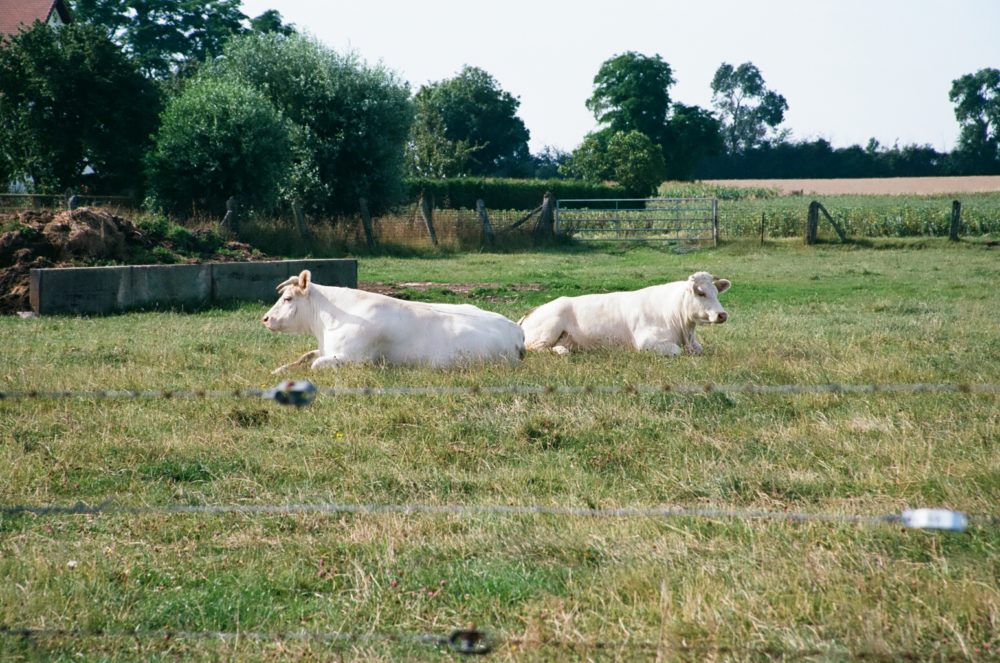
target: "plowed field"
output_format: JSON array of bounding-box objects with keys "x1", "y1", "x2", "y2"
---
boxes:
[{"x1": 701, "y1": 175, "x2": 1000, "y2": 195}]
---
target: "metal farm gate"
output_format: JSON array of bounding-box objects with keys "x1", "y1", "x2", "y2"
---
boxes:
[{"x1": 555, "y1": 197, "x2": 718, "y2": 245}]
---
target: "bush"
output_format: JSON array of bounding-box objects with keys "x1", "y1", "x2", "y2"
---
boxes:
[
  {"x1": 210, "y1": 34, "x2": 413, "y2": 216},
  {"x1": 145, "y1": 77, "x2": 292, "y2": 218}
]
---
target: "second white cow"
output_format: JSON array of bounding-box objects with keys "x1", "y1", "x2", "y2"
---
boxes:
[
  {"x1": 262, "y1": 270, "x2": 525, "y2": 373},
  {"x1": 519, "y1": 271, "x2": 731, "y2": 356}
]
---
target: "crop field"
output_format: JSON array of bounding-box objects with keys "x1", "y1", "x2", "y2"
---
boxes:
[{"x1": 1, "y1": 239, "x2": 998, "y2": 661}]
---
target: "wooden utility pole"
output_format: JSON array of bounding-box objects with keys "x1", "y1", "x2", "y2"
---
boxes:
[{"x1": 949, "y1": 200, "x2": 961, "y2": 241}]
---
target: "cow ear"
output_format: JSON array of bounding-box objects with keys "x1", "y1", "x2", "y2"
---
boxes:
[
  {"x1": 298, "y1": 270, "x2": 312, "y2": 290},
  {"x1": 714, "y1": 278, "x2": 731, "y2": 294}
]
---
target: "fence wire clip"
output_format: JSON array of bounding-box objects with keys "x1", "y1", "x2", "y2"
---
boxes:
[
  {"x1": 263, "y1": 380, "x2": 318, "y2": 408},
  {"x1": 901, "y1": 508, "x2": 968, "y2": 532},
  {"x1": 446, "y1": 628, "x2": 492, "y2": 655}
]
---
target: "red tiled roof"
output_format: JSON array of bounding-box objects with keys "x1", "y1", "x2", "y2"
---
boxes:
[{"x1": 0, "y1": 0, "x2": 71, "y2": 37}]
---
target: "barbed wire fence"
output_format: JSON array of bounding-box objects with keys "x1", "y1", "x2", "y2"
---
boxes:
[
  {"x1": 2, "y1": 378, "x2": 997, "y2": 656},
  {"x1": 3, "y1": 379, "x2": 998, "y2": 403}
]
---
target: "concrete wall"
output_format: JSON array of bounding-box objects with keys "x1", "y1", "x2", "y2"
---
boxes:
[{"x1": 30, "y1": 259, "x2": 357, "y2": 315}]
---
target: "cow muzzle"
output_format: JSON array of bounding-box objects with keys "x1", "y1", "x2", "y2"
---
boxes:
[{"x1": 713, "y1": 311, "x2": 728, "y2": 324}]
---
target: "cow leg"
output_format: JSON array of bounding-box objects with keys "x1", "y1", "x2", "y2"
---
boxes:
[
  {"x1": 523, "y1": 316, "x2": 570, "y2": 352},
  {"x1": 272, "y1": 349, "x2": 319, "y2": 375},
  {"x1": 310, "y1": 354, "x2": 344, "y2": 370},
  {"x1": 551, "y1": 331, "x2": 575, "y2": 356},
  {"x1": 686, "y1": 339, "x2": 704, "y2": 355},
  {"x1": 635, "y1": 334, "x2": 683, "y2": 357}
]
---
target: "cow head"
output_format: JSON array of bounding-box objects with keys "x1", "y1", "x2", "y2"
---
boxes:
[
  {"x1": 685, "y1": 271, "x2": 731, "y2": 324},
  {"x1": 262, "y1": 270, "x2": 314, "y2": 333}
]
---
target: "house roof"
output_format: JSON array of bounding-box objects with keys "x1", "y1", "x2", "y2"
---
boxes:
[{"x1": 0, "y1": 0, "x2": 72, "y2": 37}]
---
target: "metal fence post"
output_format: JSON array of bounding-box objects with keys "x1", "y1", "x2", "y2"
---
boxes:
[{"x1": 712, "y1": 198, "x2": 719, "y2": 246}]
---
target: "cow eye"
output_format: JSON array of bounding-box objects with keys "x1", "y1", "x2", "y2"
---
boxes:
[{"x1": 694, "y1": 288, "x2": 706, "y2": 297}]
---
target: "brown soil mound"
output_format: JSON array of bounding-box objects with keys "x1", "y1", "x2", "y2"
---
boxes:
[{"x1": 0, "y1": 207, "x2": 263, "y2": 314}]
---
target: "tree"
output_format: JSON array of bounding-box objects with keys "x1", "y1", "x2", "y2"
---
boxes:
[
  {"x1": 70, "y1": 0, "x2": 247, "y2": 78},
  {"x1": 949, "y1": 68, "x2": 1000, "y2": 173},
  {"x1": 407, "y1": 66, "x2": 530, "y2": 177},
  {"x1": 0, "y1": 22, "x2": 161, "y2": 193},
  {"x1": 710, "y1": 62, "x2": 788, "y2": 153},
  {"x1": 527, "y1": 146, "x2": 572, "y2": 179},
  {"x1": 564, "y1": 129, "x2": 665, "y2": 196},
  {"x1": 662, "y1": 103, "x2": 724, "y2": 180},
  {"x1": 584, "y1": 52, "x2": 720, "y2": 182},
  {"x1": 208, "y1": 33, "x2": 412, "y2": 215},
  {"x1": 248, "y1": 9, "x2": 296, "y2": 36},
  {"x1": 586, "y1": 51, "x2": 674, "y2": 147},
  {"x1": 146, "y1": 77, "x2": 291, "y2": 217},
  {"x1": 406, "y1": 93, "x2": 481, "y2": 178}
]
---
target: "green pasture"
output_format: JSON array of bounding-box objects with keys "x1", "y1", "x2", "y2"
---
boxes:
[{"x1": 1, "y1": 240, "x2": 998, "y2": 661}]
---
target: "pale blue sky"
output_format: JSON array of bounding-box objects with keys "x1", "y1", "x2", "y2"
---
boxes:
[{"x1": 241, "y1": 0, "x2": 1000, "y2": 155}]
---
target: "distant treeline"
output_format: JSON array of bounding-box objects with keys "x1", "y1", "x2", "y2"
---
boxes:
[{"x1": 694, "y1": 139, "x2": 1000, "y2": 180}]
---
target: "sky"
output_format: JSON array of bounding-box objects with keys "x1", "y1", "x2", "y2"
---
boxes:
[{"x1": 241, "y1": 0, "x2": 1000, "y2": 155}]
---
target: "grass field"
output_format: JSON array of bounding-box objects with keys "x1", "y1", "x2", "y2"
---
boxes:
[{"x1": 1, "y1": 239, "x2": 998, "y2": 661}]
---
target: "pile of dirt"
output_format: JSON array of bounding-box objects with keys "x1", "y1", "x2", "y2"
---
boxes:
[{"x1": 0, "y1": 207, "x2": 264, "y2": 314}]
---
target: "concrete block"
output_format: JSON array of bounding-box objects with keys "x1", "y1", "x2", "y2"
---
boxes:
[
  {"x1": 284, "y1": 259, "x2": 357, "y2": 289},
  {"x1": 211, "y1": 261, "x2": 291, "y2": 303},
  {"x1": 131, "y1": 264, "x2": 212, "y2": 309},
  {"x1": 30, "y1": 265, "x2": 130, "y2": 315},
  {"x1": 29, "y1": 259, "x2": 358, "y2": 315}
]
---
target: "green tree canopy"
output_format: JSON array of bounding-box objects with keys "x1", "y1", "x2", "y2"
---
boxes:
[
  {"x1": 0, "y1": 22, "x2": 160, "y2": 193},
  {"x1": 563, "y1": 129, "x2": 665, "y2": 196},
  {"x1": 661, "y1": 103, "x2": 724, "y2": 180},
  {"x1": 407, "y1": 65, "x2": 530, "y2": 177},
  {"x1": 710, "y1": 61, "x2": 788, "y2": 154},
  {"x1": 406, "y1": 97, "x2": 481, "y2": 178},
  {"x1": 248, "y1": 9, "x2": 296, "y2": 36},
  {"x1": 70, "y1": 0, "x2": 247, "y2": 78},
  {"x1": 586, "y1": 52, "x2": 674, "y2": 147},
  {"x1": 145, "y1": 76, "x2": 292, "y2": 217},
  {"x1": 949, "y1": 68, "x2": 1000, "y2": 173},
  {"x1": 207, "y1": 33, "x2": 412, "y2": 215},
  {"x1": 582, "y1": 51, "x2": 720, "y2": 183}
]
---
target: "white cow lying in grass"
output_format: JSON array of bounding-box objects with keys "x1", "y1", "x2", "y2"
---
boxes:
[
  {"x1": 518, "y1": 271, "x2": 731, "y2": 356},
  {"x1": 262, "y1": 270, "x2": 525, "y2": 373}
]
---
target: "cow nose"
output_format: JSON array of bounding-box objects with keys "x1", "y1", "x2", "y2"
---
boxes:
[
  {"x1": 261, "y1": 315, "x2": 269, "y2": 324},
  {"x1": 717, "y1": 311, "x2": 728, "y2": 323}
]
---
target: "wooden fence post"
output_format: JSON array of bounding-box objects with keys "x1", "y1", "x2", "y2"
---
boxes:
[
  {"x1": 358, "y1": 197, "x2": 377, "y2": 252},
  {"x1": 760, "y1": 212, "x2": 765, "y2": 246},
  {"x1": 292, "y1": 200, "x2": 310, "y2": 241},
  {"x1": 220, "y1": 195, "x2": 239, "y2": 236},
  {"x1": 532, "y1": 193, "x2": 555, "y2": 244},
  {"x1": 476, "y1": 199, "x2": 495, "y2": 247},
  {"x1": 419, "y1": 191, "x2": 438, "y2": 246},
  {"x1": 949, "y1": 200, "x2": 961, "y2": 241},
  {"x1": 805, "y1": 201, "x2": 819, "y2": 245}
]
